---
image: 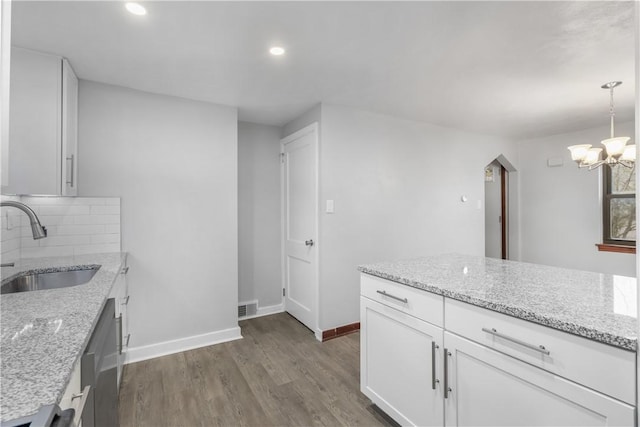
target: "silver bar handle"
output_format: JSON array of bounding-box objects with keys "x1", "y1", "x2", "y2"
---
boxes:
[
  {"x1": 121, "y1": 295, "x2": 130, "y2": 305},
  {"x1": 376, "y1": 290, "x2": 408, "y2": 304},
  {"x1": 482, "y1": 327, "x2": 550, "y2": 355},
  {"x1": 71, "y1": 385, "x2": 90, "y2": 427},
  {"x1": 443, "y1": 348, "x2": 451, "y2": 398},
  {"x1": 124, "y1": 333, "x2": 130, "y2": 347},
  {"x1": 66, "y1": 155, "x2": 74, "y2": 187},
  {"x1": 121, "y1": 266, "x2": 129, "y2": 275},
  {"x1": 117, "y1": 315, "x2": 123, "y2": 354},
  {"x1": 431, "y1": 342, "x2": 439, "y2": 390}
]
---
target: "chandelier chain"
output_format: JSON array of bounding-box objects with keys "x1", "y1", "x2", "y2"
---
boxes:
[{"x1": 609, "y1": 85, "x2": 615, "y2": 138}]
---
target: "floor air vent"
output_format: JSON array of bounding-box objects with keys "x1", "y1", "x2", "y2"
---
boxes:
[{"x1": 238, "y1": 302, "x2": 258, "y2": 318}]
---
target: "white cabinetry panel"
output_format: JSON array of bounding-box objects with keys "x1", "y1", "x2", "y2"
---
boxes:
[
  {"x1": 7, "y1": 48, "x2": 78, "y2": 196},
  {"x1": 361, "y1": 296, "x2": 443, "y2": 426},
  {"x1": 443, "y1": 331, "x2": 634, "y2": 427},
  {"x1": 445, "y1": 298, "x2": 635, "y2": 405}
]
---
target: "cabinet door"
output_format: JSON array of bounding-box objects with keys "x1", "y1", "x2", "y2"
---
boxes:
[
  {"x1": 443, "y1": 332, "x2": 634, "y2": 427},
  {"x1": 361, "y1": 296, "x2": 444, "y2": 426},
  {"x1": 61, "y1": 59, "x2": 78, "y2": 196},
  {"x1": 8, "y1": 47, "x2": 62, "y2": 195},
  {"x1": 111, "y1": 264, "x2": 130, "y2": 390},
  {"x1": 119, "y1": 264, "x2": 130, "y2": 354}
]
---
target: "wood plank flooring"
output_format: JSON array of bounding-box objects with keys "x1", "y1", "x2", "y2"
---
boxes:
[{"x1": 119, "y1": 313, "x2": 396, "y2": 427}]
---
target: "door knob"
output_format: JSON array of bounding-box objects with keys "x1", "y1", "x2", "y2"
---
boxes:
[{"x1": 305, "y1": 239, "x2": 314, "y2": 246}]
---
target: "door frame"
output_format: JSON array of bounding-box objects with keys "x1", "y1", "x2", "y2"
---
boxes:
[
  {"x1": 485, "y1": 157, "x2": 512, "y2": 260},
  {"x1": 500, "y1": 164, "x2": 508, "y2": 259},
  {"x1": 280, "y1": 122, "x2": 321, "y2": 340}
]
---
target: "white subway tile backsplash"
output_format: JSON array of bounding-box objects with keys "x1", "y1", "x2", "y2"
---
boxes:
[
  {"x1": 74, "y1": 243, "x2": 120, "y2": 255},
  {"x1": 21, "y1": 246, "x2": 75, "y2": 258},
  {"x1": 3, "y1": 249, "x2": 20, "y2": 262},
  {"x1": 56, "y1": 224, "x2": 106, "y2": 236},
  {"x1": 21, "y1": 215, "x2": 76, "y2": 227},
  {"x1": 90, "y1": 205, "x2": 120, "y2": 215},
  {"x1": 20, "y1": 237, "x2": 39, "y2": 248},
  {"x1": 2, "y1": 238, "x2": 21, "y2": 253},
  {"x1": 105, "y1": 224, "x2": 121, "y2": 234},
  {"x1": 90, "y1": 234, "x2": 120, "y2": 244},
  {"x1": 20, "y1": 196, "x2": 113, "y2": 206},
  {"x1": 1, "y1": 195, "x2": 23, "y2": 261},
  {"x1": 38, "y1": 205, "x2": 91, "y2": 216},
  {"x1": 39, "y1": 235, "x2": 92, "y2": 247},
  {"x1": 74, "y1": 215, "x2": 120, "y2": 225},
  {"x1": 5, "y1": 196, "x2": 121, "y2": 259}
]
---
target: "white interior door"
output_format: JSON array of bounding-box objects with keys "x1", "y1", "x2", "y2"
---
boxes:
[{"x1": 281, "y1": 123, "x2": 318, "y2": 333}]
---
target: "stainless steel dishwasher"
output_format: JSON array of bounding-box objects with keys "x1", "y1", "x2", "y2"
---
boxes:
[{"x1": 81, "y1": 298, "x2": 119, "y2": 427}]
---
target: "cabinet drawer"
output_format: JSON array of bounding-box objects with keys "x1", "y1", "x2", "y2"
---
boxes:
[
  {"x1": 445, "y1": 299, "x2": 635, "y2": 405},
  {"x1": 361, "y1": 274, "x2": 443, "y2": 327}
]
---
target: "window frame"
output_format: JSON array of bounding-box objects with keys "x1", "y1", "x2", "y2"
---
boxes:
[{"x1": 602, "y1": 165, "x2": 636, "y2": 248}]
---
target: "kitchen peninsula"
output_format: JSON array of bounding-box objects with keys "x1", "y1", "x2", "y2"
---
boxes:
[{"x1": 359, "y1": 254, "x2": 637, "y2": 426}]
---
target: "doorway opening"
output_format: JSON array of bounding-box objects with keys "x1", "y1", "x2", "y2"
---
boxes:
[{"x1": 484, "y1": 157, "x2": 512, "y2": 260}]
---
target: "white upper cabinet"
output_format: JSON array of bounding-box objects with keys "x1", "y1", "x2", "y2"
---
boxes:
[
  {"x1": 4, "y1": 47, "x2": 78, "y2": 196},
  {"x1": 61, "y1": 58, "x2": 78, "y2": 196}
]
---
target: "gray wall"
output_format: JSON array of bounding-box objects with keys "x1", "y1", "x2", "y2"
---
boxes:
[
  {"x1": 518, "y1": 121, "x2": 635, "y2": 276},
  {"x1": 282, "y1": 104, "x2": 321, "y2": 137},
  {"x1": 317, "y1": 103, "x2": 518, "y2": 330},
  {"x1": 78, "y1": 81, "x2": 239, "y2": 349},
  {"x1": 237, "y1": 121, "x2": 282, "y2": 309}
]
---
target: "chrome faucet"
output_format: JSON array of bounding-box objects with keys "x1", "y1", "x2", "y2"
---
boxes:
[{"x1": 1, "y1": 201, "x2": 47, "y2": 239}]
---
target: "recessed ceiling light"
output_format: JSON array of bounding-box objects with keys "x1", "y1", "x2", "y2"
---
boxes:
[
  {"x1": 125, "y1": 2, "x2": 147, "y2": 16},
  {"x1": 269, "y1": 47, "x2": 285, "y2": 56}
]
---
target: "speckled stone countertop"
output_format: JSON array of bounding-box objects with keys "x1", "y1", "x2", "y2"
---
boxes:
[
  {"x1": 0, "y1": 252, "x2": 127, "y2": 422},
  {"x1": 358, "y1": 254, "x2": 637, "y2": 351}
]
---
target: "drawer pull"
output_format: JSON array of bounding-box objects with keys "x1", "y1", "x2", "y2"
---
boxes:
[
  {"x1": 482, "y1": 327, "x2": 550, "y2": 356},
  {"x1": 71, "y1": 385, "x2": 91, "y2": 427},
  {"x1": 121, "y1": 295, "x2": 130, "y2": 305},
  {"x1": 121, "y1": 266, "x2": 129, "y2": 275},
  {"x1": 431, "y1": 342, "x2": 439, "y2": 390},
  {"x1": 66, "y1": 155, "x2": 74, "y2": 187},
  {"x1": 443, "y1": 348, "x2": 451, "y2": 398},
  {"x1": 376, "y1": 290, "x2": 408, "y2": 304}
]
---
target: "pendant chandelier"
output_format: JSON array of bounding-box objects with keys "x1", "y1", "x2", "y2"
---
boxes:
[{"x1": 568, "y1": 81, "x2": 635, "y2": 170}]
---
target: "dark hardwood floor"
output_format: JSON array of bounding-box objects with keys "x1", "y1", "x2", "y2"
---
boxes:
[{"x1": 119, "y1": 312, "x2": 395, "y2": 427}]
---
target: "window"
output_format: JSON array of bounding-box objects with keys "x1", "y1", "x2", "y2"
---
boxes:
[{"x1": 603, "y1": 164, "x2": 636, "y2": 247}]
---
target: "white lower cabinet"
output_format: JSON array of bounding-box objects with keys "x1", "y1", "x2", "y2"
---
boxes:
[
  {"x1": 360, "y1": 274, "x2": 636, "y2": 427},
  {"x1": 443, "y1": 331, "x2": 635, "y2": 427},
  {"x1": 361, "y1": 297, "x2": 444, "y2": 426},
  {"x1": 109, "y1": 261, "x2": 130, "y2": 389}
]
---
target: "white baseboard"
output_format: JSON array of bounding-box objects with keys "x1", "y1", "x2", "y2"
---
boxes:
[
  {"x1": 239, "y1": 303, "x2": 284, "y2": 320},
  {"x1": 124, "y1": 326, "x2": 242, "y2": 364},
  {"x1": 314, "y1": 328, "x2": 323, "y2": 341}
]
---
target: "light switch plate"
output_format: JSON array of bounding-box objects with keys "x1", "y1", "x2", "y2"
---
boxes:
[{"x1": 326, "y1": 200, "x2": 334, "y2": 214}]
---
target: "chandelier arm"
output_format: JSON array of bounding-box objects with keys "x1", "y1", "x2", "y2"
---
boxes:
[{"x1": 617, "y1": 160, "x2": 635, "y2": 169}]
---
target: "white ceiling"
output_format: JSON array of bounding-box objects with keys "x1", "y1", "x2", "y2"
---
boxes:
[{"x1": 10, "y1": 1, "x2": 636, "y2": 140}]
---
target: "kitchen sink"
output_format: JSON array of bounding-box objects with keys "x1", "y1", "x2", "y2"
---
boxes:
[{"x1": 1, "y1": 267, "x2": 100, "y2": 294}]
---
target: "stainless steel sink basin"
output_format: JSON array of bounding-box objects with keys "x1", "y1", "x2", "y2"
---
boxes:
[{"x1": 1, "y1": 267, "x2": 99, "y2": 294}]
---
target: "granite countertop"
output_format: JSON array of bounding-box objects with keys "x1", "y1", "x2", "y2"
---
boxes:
[
  {"x1": 0, "y1": 252, "x2": 127, "y2": 422},
  {"x1": 358, "y1": 254, "x2": 637, "y2": 352}
]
